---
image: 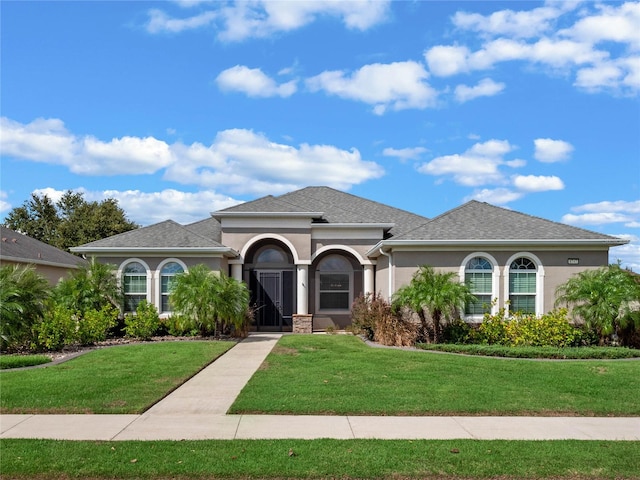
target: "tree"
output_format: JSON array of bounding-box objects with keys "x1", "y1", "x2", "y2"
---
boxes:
[
  {"x1": 555, "y1": 264, "x2": 640, "y2": 346},
  {"x1": 4, "y1": 191, "x2": 138, "y2": 251},
  {"x1": 392, "y1": 265, "x2": 476, "y2": 343},
  {"x1": 170, "y1": 265, "x2": 250, "y2": 337},
  {"x1": 0, "y1": 265, "x2": 51, "y2": 351},
  {"x1": 53, "y1": 257, "x2": 122, "y2": 314}
]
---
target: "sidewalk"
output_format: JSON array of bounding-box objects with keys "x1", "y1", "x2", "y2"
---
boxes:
[{"x1": 1, "y1": 333, "x2": 639, "y2": 441}]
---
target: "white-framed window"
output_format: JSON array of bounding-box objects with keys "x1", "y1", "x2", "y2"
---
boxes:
[
  {"x1": 160, "y1": 261, "x2": 184, "y2": 313},
  {"x1": 123, "y1": 261, "x2": 148, "y2": 313},
  {"x1": 316, "y1": 255, "x2": 353, "y2": 312},
  {"x1": 509, "y1": 257, "x2": 537, "y2": 314},
  {"x1": 464, "y1": 256, "x2": 493, "y2": 316}
]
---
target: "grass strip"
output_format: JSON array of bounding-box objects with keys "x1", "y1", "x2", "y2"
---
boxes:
[
  {"x1": 230, "y1": 335, "x2": 640, "y2": 416},
  {"x1": 0, "y1": 354, "x2": 51, "y2": 369},
  {"x1": 417, "y1": 343, "x2": 640, "y2": 359},
  {"x1": 1, "y1": 439, "x2": 638, "y2": 479},
  {"x1": 0, "y1": 340, "x2": 235, "y2": 414}
]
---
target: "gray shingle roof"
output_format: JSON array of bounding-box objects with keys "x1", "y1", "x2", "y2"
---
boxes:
[
  {"x1": 74, "y1": 220, "x2": 225, "y2": 249},
  {"x1": 396, "y1": 200, "x2": 622, "y2": 241},
  {"x1": 185, "y1": 218, "x2": 222, "y2": 244},
  {"x1": 216, "y1": 186, "x2": 429, "y2": 237},
  {"x1": 1, "y1": 226, "x2": 86, "y2": 268}
]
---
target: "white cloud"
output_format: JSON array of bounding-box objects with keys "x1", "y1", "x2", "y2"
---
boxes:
[
  {"x1": 417, "y1": 139, "x2": 517, "y2": 186},
  {"x1": 571, "y1": 199, "x2": 640, "y2": 214},
  {"x1": 424, "y1": 45, "x2": 471, "y2": 77},
  {"x1": 512, "y1": 174, "x2": 565, "y2": 192},
  {"x1": 562, "y1": 200, "x2": 640, "y2": 227},
  {"x1": 452, "y1": 5, "x2": 561, "y2": 39},
  {"x1": 561, "y1": 212, "x2": 634, "y2": 225},
  {"x1": 1, "y1": 117, "x2": 384, "y2": 197},
  {"x1": 216, "y1": 65, "x2": 297, "y2": 98},
  {"x1": 382, "y1": 146, "x2": 428, "y2": 161},
  {"x1": 306, "y1": 61, "x2": 438, "y2": 114},
  {"x1": 146, "y1": 1, "x2": 391, "y2": 40},
  {"x1": 0, "y1": 191, "x2": 11, "y2": 214},
  {"x1": 465, "y1": 188, "x2": 523, "y2": 205},
  {"x1": 534, "y1": 138, "x2": 574, "y2": 162},
  {"x1": 454, "y1": 78, "x2": 505, "y2": 102}
]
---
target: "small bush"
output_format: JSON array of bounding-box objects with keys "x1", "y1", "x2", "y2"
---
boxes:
[
  {"x1": 374, "y1": 310, "x2": 418, "y2": 347},
  {"x1": 351, "y1": 293, "x2": 384, "y2": 341},
  {"x1": 163, "y1": 315, "x2": 199, "y2": 337},
  {"x1": 77, "y1": 305, "x2": 118, "y2": 345},
  {"x1": 32, "y1": 305, "x2": 78, "y2": 351},
  {"x1": 124, "y1": 300, "x2": 160, "y2": 340},
  {"x1": 417, "y1": 343, "x2": 640, "y2": 359},
  {"x1": 442, "y1": 318, "x2": 475, "y2": 344},
  {"x1": 351, "y1": 293, "x2": 417, "y2": 346},
  {"x1": 477, "y1": 308, "x2": 510, "y2": 345}
]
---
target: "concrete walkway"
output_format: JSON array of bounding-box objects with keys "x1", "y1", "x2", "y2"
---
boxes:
[{"x1": 1, "y1": 333, "x2": 639, "y2": 441}]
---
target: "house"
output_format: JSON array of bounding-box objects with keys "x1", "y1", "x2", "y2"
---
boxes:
[
  {"x1": 0, "y1": 226, "x2": 87, "y2": 285},
  {"x1": 71, "y1": 186, "x2": 627, "y2": 332}
]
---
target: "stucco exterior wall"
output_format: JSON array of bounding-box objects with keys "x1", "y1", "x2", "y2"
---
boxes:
[{"x1": 0, "y1": 259, "x2": 78, "y2": 286}]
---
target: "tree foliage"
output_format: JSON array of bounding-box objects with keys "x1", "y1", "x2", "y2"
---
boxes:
[
  {"x1": 4, "y1": 191, "x2": 138, "y2": 251},
  {"x1": 392, "y1": 265, "x2": 476, "y2": 343},
  {"x1": 170, "y1": 264, "x2": 251, "y2": 337},
  {"x1": 555, "y1": 264, "x2": 640, "y2": 346}
]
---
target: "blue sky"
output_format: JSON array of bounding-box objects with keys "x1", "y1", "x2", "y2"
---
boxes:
[{"x1": 1, "y1": 1, "x2": 639, "y2": 269}]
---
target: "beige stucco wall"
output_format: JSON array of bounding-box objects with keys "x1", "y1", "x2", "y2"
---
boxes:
[{"x1": 0, "y1": 259, "x2": 79, "y2": 286}]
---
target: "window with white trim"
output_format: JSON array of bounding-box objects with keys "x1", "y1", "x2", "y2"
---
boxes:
[
  {"x1": 317, "y1": 255, "x2": 352, "y2": 311},
  {"x1": 509, "y1": 257, "x2": 537, "y2": 314},
  {"x1": 464, "y1": 256, "x2": 493, "y2": 315},
  {"x1": 160, "y1": 262, "x2": 184, "y2": 313},
  {"x1": 123, "y1": 262, "x2": 147, "y2": 312}
]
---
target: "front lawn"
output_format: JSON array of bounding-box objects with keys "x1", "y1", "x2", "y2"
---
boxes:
[
  {"x1": 230, "y1": 335, "x2": 640, "y2": 416},
  {"x1": 0, "y1": 340, "x2": 235, "y2": 414}
]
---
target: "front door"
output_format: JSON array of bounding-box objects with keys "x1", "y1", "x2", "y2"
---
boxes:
[{"x1": 252, "y1": 270, "x2": 294, "y2": 331}]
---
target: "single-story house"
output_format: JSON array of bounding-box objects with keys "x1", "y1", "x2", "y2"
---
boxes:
[
  {"x1": 72, "y1": 186, "x2": 627, "y2": 332},
  {"x1": 1, "y1": 226, "x2": 87, "y2": 285}
]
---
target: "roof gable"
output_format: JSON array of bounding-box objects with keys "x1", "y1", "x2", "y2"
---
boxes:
[
  {"x1": 397, "y1": 200, "x2": 621, "y2": 241},
  {"x1": 0, "y1": 226, "x2": 86, "y2": 268}
]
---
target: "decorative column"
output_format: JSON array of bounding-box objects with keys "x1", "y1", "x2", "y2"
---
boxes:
[
  {"x1": 230, "y1": 262, "x2": 243, "y2": 282},
  {"x1": 293, "y1": 264, "x2": 312, "y2": 333},
  {"x1": 364, "y1": 264, "x2": 374, "y2": 296}
]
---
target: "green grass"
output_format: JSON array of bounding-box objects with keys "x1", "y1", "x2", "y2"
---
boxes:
[
  {"x1": 1, "y1": 439, "x2": 638, "y2": 479},
  {"x1": 0, "y1": 340, "x2": 235, "y2": 414},
  {"x1": 418, "y1": 343, "x2": 640, "y2": 359},
  {"x1": 230, "y1": 335, "x2": 640, "y2": 416},
  {"x1": 0, "y1": 354, "x2": 51, "y2": 369}
]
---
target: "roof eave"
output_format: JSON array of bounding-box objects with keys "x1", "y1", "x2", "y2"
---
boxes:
[
  {"x1": 213, "y1": 211, "x2": 324, "y2": 218},
  {"x1": 0, "y1": 255, "x2": 86, "y2": 269},
  {"x1": 70, "y1": 246, "x2": 239, "y2": 257}
]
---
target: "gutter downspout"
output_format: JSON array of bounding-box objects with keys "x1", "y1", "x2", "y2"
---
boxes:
[{"x1": 379, "y1": 247, "x2": 394, "y2": 300}]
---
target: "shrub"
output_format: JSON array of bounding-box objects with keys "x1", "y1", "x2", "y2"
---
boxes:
[
  {"x1": 442, "y1": 318, "x2": 475, "y2": 344},
  {"x1": 163, "y1": 315, "x2": 199, "y2": 337},
  {"x1": 33, "y1": 304, "x2": 78, "y2": 351},
  {"x1": 477, "y1": 308, "x2": 510, "y2": 345},
  {"x1": 350, "y1": 293, "x2": 381, "y2": 340},
  {"x1": 76, "y1": 305, "x2": 118, "y2": 345},
  {"x1": 374, "y1": 309, "x2": 418, "y2": 347},
  {"x1": 124, "y1": 300, "x2": 160, "y2": 340}
]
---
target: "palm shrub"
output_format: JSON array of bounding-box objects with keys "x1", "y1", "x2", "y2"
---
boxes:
[
  {"x1": 170, "y1": 265, "x2": 251, "y2": 337},
  {"x1": 555, "y1": 264, "x2": 640, "y2": 346},
  {"x1": 392, "y1": 265, "x2": 476, "y2": 343},
  {"x1": 0, "y1": 265, "x2": 51, "y2": 351}
]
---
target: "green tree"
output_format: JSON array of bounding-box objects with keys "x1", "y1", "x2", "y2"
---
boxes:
[
  {"x1": 53, "y1": 257, "x2": 122, "y2": 314},
  {"x1": 0, "y1": 265, "x2": 51, "y2": 351},
  {"x1": 170, "y1": 265, "x2": 250, "y2": 337},
  {"x1": 555, "y1": 264, "x2": 640, "y2": 346},
  {"x1": 4, "y1": 191, "x2": 138, "y2": 251},
  {"x1": 392, "y1": 265, "x2": 476, "y2": 343}
]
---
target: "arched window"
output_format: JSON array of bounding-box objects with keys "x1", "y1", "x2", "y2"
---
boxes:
[
  {"x1": 464, "y1": 256, "x2": 493, "y2": 315},
  {"x1": 160, "y1": 262, "x2": 184, "y2": 313},
  {"x1": 256, "y1": 247, "x2": 287, "y2": 264},
  {"x1": 509, "y1": 257, "x2": 537, "y2": 314},
  {"x1": 123, "y1": 262, "x2": 147, "y2": 312},
  {"x1": 317, "y1": 255, "x2": 353, "y2": 311}
]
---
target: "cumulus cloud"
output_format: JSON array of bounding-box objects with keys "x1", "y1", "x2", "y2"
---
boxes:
[
  {"x1": 306, "y1": 61, "x2": 438, "y2": 114},
  {"x1": 464, "y1": 188, "x2": 523, "y2": 205},
  {"x1": 454, "y1": 78, "x2": 505, "y2": 102},
  {"x1": 534, "y1": 138, "x2": 574, "y2": 162},
  {"x1": 512, "y1": 174, "x2": 565, "y2": 192},
  {"x1": 216, "y1": 65, "x2": 297, "y2": 97},
  {"x1": 0, "y1": 191, "x2": 11, "y2": 214},
  {"x1": 452, "y1": 5, "x2": 561, "y2": 39},
  {"x1": 562, "y1": 200, "x2": 640, "y2": 227},
  {"x1": 417, "y1": 139, "x2": 518, "y2": 186},
  {"x1": 382, "y1": 146, "x2": 428, "y2": 161},
  {"x1": 146, "y1": 1, "x2": 390, "y2": 40},
  {"x1": 1, "y1": 117, "x2": 384, "y2": 197}
]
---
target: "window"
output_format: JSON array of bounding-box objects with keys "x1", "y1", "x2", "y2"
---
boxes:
[
  {"x1": 123, "y1": 262, "x2": 147, "y2": 312},
  {"x1": 256, "y1": 247, "x2": 287, "y2": 264},
  {"x1": 509, "y1": 257, "x2": 537, "y2": 314},
  {"x1": 160, "y1": 262, "x2": 184, "y2": 313},
  {"x1": 317, "y1": 255, "x2": 352, "y2": 311},
  {"x1": 465, "y1": 256, "x2": 493, "y2": 315}
]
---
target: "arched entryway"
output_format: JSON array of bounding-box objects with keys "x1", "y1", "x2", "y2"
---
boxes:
[{"x1": 244, "y1": 240, "x2": 295, "y2": 331}]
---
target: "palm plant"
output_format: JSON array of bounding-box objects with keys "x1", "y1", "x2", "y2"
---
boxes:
[
  {"x1": 0, "y1": 264, "x2": 51, "y2": 351},
  {"x1": 555, "y1": 264, "x2": 640, "y2": 346},
  {"x1": 170, "y1": 265, "x2": 250, "y2": 337},
  {"x1": 392, "y1": 265, "x2": 476, "y2": 343}
]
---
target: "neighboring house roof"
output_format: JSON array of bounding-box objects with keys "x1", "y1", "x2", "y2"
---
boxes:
[
  {"x1": 71, "y1": 220, "x2": 237, "y2": 256},
  {"x1": 184, "y1": 217, "x2": 222, "y2": 243},
  {"x1": 366, "y1": 200, "x2": 627, "y2": 255},
  {"x1": 0, "y1": 226, "x2": 86, "y2": 269},
  {"x1": 215, "y1": 186, "x2": 429, "y2": 237}
]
